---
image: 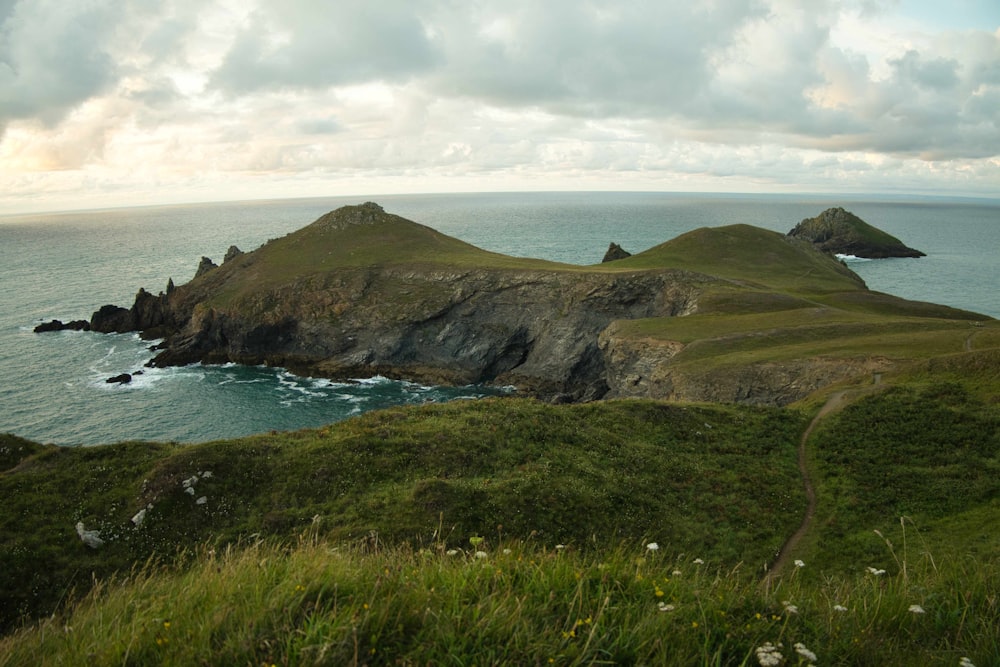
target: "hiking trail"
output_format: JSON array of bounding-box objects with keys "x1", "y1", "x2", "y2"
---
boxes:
[{"x1": 762, "y1": 390, "x2": 848, "y2": 585}]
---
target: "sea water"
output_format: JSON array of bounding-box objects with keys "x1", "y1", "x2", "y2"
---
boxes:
[{"x1": 1, "y1": 192, "x2": 997, "y2": 446}]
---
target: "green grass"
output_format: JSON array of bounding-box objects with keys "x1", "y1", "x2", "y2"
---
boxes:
[
  {"x1": 1, "y1": 364, "x2": 999, "y2": 663},
  {"x1": 1, "y1": 538, "x2": 996, "y2": 666},
  {"x1": 610, "y1": 225, "x2": 865, "y2": 295},
  {"x1": 799, "y1": 380, "x2": 1000, "y2": 572},
  {"x1": 0, "y1": 399, "x2": 807, "y2": 632}
]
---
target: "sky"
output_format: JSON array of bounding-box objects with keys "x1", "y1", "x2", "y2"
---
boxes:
[{"x1": 1, "y1": 0, "x2": 999, "y2": 214}]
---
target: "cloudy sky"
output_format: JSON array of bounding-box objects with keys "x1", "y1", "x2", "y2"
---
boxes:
[{"x1": 1, "y1": 0, "x2": 998, "y2": 214}]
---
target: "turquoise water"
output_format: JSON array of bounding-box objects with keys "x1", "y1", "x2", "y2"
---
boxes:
[{"x1": 2, "y1": 192, "x2": 997, "y2": 446}]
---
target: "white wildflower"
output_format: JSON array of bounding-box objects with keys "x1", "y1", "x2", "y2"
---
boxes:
[
  {"x1": 555, "y1": 544, "x2": 566, "y2": 551},
  {"x1": 672, "y1": 569, "x2": 683, "y2": 576},
  {"x1": 446, "y1": 549, "x2": 459, "y2": 556},
  {"x1": 908, "y1": 604, "x2": 926, "y2": 614},
  {"x1": 782, "y1": 600, "x2": 798, "y2": 615},
  {"x1": 657, "y1": 602, "x2": 675, "y2": 612},
  {"x1": 794, "y1": 642, "x2": 818, "y2": 663},
  {"x1": 833, "y1": 604, "x2": 848, "y2": 612},
  {"x1": 693, "y1": 558, "x2": 704, "y2": 565},
  {"x1": 474, "y1": 551, "x2": 488, "y2": 559},
  {"x1": 646, "y1": 542, "x2": 659, "y2": 551},
  {"x1": 959, "y1": 657, "x2": 976, "y2": 667},
  {"x1": 866, "y1": 566, "x2": 886, "y2": 576},
  {"x1": 755, "y1": 642, "x2": 783, "y2": 667},
  {"x1": 503, "y1": 548, "x2": 512, "y2": 555},
  {"x1": 794, "y1": 559, "x2": 805, "y2": 568}
]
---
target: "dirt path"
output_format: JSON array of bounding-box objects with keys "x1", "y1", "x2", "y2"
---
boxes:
[{"x1": 762, "y1": 391, "x2": 848, "y2": 586}]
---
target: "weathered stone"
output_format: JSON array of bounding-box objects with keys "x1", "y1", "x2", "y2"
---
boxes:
[{"x1": 105, "y1": 373, "x2": 132, "y2": 384}]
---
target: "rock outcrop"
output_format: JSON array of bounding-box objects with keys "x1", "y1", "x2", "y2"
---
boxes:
[
  {"x1": 788, "y1": 207, "x2": 925, "y2": 258},
  {"x1": 602, "y1": 242, "x2": 632, "y2": 262},
  {"x1": 195, "y1": 257, "x2": 218, "y2": 277},
  {"x1": 33, "y1": 319, "x2": 90, "y2": 333}
]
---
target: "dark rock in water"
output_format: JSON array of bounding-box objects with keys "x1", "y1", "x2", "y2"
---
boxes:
[
  {"x1": 602, "y1": 243, "x2": 632, "y2": 262},
  {"x1": 90, "y1": 304, "x2": 132, "y2": 333},
  {"x1": 106, "y1": 373, "x2": 132, "y2": 384},
  {"x1": 224, "y1": 245, "x2": 243, "y2": 263},
  {"x1": 34, "y1": 319, "x2": 90, "y2": 333},
  {"x1": 788, "y1": 207, "x2": 925, "y2": 258},
  {"x1": 195, "y1": 256, "x2": 218, "y2": 277},
  {"x1": 90, "y1": 289, "x2": 174, "y2": 335}
]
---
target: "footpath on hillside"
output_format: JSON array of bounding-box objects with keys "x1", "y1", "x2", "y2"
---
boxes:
[{"x1": 762, "y1": 390, "x2": 849, "y2": 586}]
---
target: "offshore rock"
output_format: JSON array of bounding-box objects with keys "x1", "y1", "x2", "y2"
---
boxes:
[
  {"x1": 90, "y1": 289, "x2": 176, "y2": 338},
  {"x1": 788, "y1": 207, "x2": 925, "y2": 258},
  {"x1": 34, "y1": 319, "x2": 90, "y2": 333}
]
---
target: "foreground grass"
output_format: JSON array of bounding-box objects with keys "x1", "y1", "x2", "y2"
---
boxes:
[
  {"x1": 1, "y1": 537, "x2": 996, "y2": 666},
  {"x1": 0, "y1": 399, "x2": 806, "y2": 631}
]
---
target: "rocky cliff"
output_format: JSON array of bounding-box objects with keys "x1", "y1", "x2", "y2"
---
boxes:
[{"x1": 69, "y1": 202, "x2": 983, "y2": 406}]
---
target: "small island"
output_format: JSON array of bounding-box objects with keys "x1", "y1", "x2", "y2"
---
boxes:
[{"x1": 787, "y1": 207, "x2": 925, "y2": 258}]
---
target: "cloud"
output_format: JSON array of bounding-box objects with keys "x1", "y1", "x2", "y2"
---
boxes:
[
  {"x1": 0, "y1": 0, "x2": 120, "y2": 131},
  {"x1": 1, "y1": 0, "x2": 999, "y2": 212},
  {"x1": 210, "y1": 0, "x2": 439, "y2": 93}
]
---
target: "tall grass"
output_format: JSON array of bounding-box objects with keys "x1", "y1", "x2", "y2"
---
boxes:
[{"x1": 2, "y1": 532, "x2": 995, "y2": 666}]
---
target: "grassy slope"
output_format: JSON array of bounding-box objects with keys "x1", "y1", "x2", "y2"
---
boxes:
[
  {"x1": 796, "y1": 349, "x2": 1000, "y2": 571},
  {"x1": 1, "y1": 358, "x2": 997, "y2": 663},
  {"x1": 0, "y1": 400, "x2": 806, "y2": 631}
]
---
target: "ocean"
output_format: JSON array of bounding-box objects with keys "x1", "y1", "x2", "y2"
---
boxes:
[{"x1": 2, "y1": 192, "x2": 997, "y2": 447}]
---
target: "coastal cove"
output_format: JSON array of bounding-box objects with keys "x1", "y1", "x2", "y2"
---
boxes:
[{"x1": 2, "y1": 192, "x2": 998, "y2": 446}]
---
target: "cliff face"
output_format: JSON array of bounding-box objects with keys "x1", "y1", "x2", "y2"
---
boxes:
[{"x1": 148, "y1": 266, "x2": 705, "y2": 401}]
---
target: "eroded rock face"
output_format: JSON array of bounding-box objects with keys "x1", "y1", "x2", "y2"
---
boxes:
[{"x1": 148, "y1": 267, "x2": 708, "y2": 402}]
